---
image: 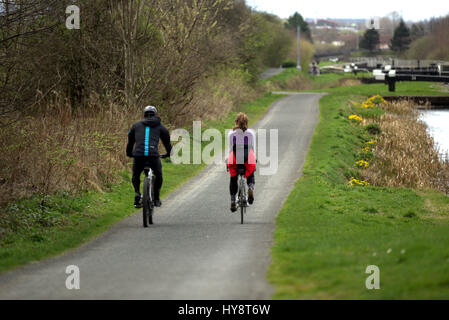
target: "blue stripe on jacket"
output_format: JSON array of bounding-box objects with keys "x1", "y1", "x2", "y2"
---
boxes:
[{"x1": 144, "y1": 126, "x2": 150, "y2": 156}]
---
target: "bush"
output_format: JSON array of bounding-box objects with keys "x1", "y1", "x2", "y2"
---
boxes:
[
  {"x1": 281, "y1": 61, "x2": 297, "y2": 68},
  {"x1": 364, "y1": 123, "x2": 381, "y2": 135}
]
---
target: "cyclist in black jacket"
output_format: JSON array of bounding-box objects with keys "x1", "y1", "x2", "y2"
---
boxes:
[{"x1": 127, "y1": 106, "x2": 172, "y2": 208}]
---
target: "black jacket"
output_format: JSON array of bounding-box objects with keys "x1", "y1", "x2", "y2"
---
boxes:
[{"x1": 126, "y1": 116, "x2": 172, "y2": 157}]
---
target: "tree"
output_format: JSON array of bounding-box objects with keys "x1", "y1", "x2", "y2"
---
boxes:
[
  {"x1": 285, "y1": 12, "x2": 312, "y2": 42},
  {"x1": 410, "y1": 23, "x2": 426, "y2": 41},
  {"x1": 360, "y1": 28, "x2": 380, "y2": 52},
  {"x1": 391, "y1": 19, "x2": 411, "y2": 52}
]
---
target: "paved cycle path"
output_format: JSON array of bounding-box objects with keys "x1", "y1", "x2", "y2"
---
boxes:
[
  {"x1": 260, "y1": 68, "x2": 284, "y2": 80},
  {"x1": 0, "y1": 93, "x2": 324, "y2": 299}
]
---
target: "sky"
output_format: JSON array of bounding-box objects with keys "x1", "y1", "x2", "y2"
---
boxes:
[{"x1": 248, "y1": 0, "x2": 449, "y2": 21}]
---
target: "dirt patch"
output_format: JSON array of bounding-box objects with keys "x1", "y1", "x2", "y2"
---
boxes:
[
  {"x1": 423, "y1": 198, "x2": 449, "y2": 220},
  {"x1": 334, "y1": 78, "x2": 362, "y2": 87}
]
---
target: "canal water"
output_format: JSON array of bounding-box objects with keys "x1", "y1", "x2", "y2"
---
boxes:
[{"x1": 420, "y1": 109, "x2": 449, "y2": 160}]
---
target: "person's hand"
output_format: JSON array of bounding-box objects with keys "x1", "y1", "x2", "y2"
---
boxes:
[{"x1": 161, "y1": 153, "x2": 170, "y2": 159}]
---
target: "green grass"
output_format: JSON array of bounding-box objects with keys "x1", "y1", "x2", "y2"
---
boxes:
[
  {"x1": 268, "y1": 80, "x2": 449, "y2": 299},
  {"x1": 315, "y1": 80, "x2": 449, "y2": 96},
  {"x1": 266, "y1": 67, "x2": 449, "y2": 96},
  {"x1": 262, "y1": 68, "x2": 303, "y2": 84},
  {"x1": 318, "y1": 61, "x2": 347, "y2": 67},
  {"x1": 265, "y1": 68, "x2": 373, "y2": 91},
  {"x1": 0, "y1": 92, "x2": 285, "y2": 273}
]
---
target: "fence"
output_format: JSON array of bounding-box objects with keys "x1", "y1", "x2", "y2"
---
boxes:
[{"x1": 349, "y1": 57, "x2": 449, "y2": 69}]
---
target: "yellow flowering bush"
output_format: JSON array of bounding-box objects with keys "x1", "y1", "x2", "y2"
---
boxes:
[
  {"x1": 356, "y1": 160, "x2": 369, "y2": 168},
  {"x1": 348, "y1": 177, "x2": 370, "y2": 186},
  {"x1": 358, "y1": 95, "x2": 387, "y2": 108},
  {"x1": 349, "y1": 114, "x2": 363, "y2": 122},
  {"x1": 362, "y1": 101, "x2": 375, "y2": 108},
  {"x1": 367, "y1": 94, "x2": 387, "y2": 105}
]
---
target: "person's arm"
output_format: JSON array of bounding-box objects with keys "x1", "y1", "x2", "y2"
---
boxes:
[
  {"x1": 126, "y1": 126, "x2": 135, "y2": 157},
  {"x1": 160, "y1": 125, "x2": 172, "y2": 156},
  {"x1": 228, "y1": 130, "x2": 234, "y2": 154},
  {"x1": 248, "y1": 129, "x2": 256, "y2": 156}
]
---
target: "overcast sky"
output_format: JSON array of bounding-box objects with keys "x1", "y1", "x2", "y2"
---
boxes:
[{"x1": 248, "y1": 0, "x2": 449, "y2": 21}]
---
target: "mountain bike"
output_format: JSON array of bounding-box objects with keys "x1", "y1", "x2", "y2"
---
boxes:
[
  {"x1": 142, "y1": 155, "x2": 168, "y2": 228},
  {"x1": 237, "y1": 167, "x2": 248, "y2": 224}
]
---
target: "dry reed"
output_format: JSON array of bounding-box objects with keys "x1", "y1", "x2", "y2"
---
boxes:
[
  {"x1": 0, "y1": 96, "x2": 133, "y2": 206},
  {"x1": 362, "y1": 100, "x2": 449, "y2": 194}
]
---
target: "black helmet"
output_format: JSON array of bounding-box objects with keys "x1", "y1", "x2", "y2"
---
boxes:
[{"x1": 144, "y1": 105, "x2": 157, "y2": 117}]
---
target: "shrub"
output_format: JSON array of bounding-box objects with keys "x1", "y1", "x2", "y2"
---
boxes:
[
  {"x1": 281, "y1": 61, "x2": 297, "y2": 68},
  {"x1": 403, "y1": 210, "x2": 417, "y2": 218},
  {"x1": 364, "y1": 123, "x2": 381, "y2": 135}
]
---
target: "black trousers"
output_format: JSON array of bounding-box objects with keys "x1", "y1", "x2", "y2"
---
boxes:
[
  {"x1": 230, "y1": 165, "x2": 255, "y2": 196},
  {"x1": 132, "y1": 156, "x2": 163, "y2": 200}
]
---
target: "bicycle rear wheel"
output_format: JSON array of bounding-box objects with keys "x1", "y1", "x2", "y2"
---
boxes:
[
  {"x1": 142, "y1": 177, "x2": 153, "y2": 227},
  {"x1": 239, "y1": 177, "x2": 245, "y2": 224},
  {"x1": 149, "y1": 178, "x2": 154, "y2": 225}
]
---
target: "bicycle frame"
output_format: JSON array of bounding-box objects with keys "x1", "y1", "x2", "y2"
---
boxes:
[
  {"x1": 142, "y1": 167, "x2": 155, "y2": 227},
  {"x1": 144, "y1": 167, "x2": 154, "y2": 205}
]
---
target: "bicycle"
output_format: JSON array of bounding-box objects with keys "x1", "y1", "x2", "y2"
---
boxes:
[
  {"x1": 237, "y1": 167, "x2": 248, "y2": 224},
  {"x1": 142, "y1": 155, "x2": 168, "y2": 228}
]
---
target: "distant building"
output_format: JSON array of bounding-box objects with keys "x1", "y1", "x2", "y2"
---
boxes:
[
  {"x1": 315, "y1": 19, "x2": 338, "y2": 29},
  {"x1": 379, "y1": 34, "x2": 391, "y2": 50},
  {"x1": 332, "y1": 41, "x2": 345, "y2": 47}
]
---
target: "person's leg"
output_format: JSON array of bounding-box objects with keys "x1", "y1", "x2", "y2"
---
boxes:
[
  {"x1": 132, "y1": 157, "x2": 145, "y2": 207},
  {"x1": 150, "y1": 157, "x2": 163, "y2": 205},
  {"x1": 230, "y1": 175, "x2": 238, "y2": 196},
  {"x1": 247, "y1": 173, "x2": 255, "y2": 189},
  {"x1": 229, "y1": 175, "x2": 238, "y2": 212},
  {"x1": 247, "y1": 172, "x2": 255, "y2": 205}
]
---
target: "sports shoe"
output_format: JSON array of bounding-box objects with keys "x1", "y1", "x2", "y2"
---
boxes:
[
  {"x1": 154, "y1": 199, "x2": 162, "y2": 207},
  {"x1": 248, "y1": 189, "x2": 254, "y2": 205},
  {"x1": 134, "y1": 195, "x2": 142, "y2": 208}
]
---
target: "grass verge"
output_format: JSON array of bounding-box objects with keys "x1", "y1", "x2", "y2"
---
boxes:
[
  {"x1": 264, "y1": 68, "x2": 372, "y2": 91},
  {"x1": 268, "y1": 80, "x2": 449, "y2": 299},
  {"x1": 0, "y1": 92, "x2": 285, "y2": 273}
]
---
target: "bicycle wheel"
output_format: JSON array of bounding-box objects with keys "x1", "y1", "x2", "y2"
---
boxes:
[
  {"x1": 239, "y1": 177, "x2": 245, "y2": 224},
  {"x1": 142, "y1": 177, "x2": 151, "y2": 227},
  {"x1": 148, "y1": 177, "x2": 154, "y2": 225}
]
